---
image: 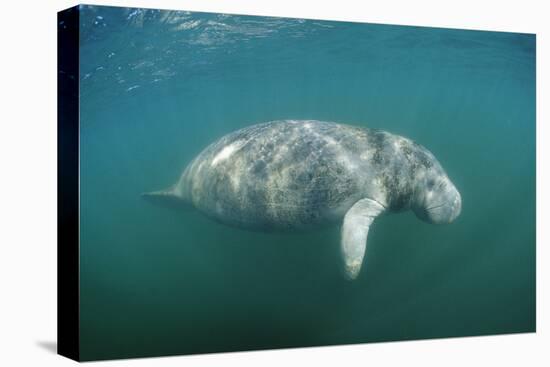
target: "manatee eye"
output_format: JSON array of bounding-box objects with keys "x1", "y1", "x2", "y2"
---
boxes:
[{"x1": 427, "y1": 179, "x2": 435, "y2": 189}]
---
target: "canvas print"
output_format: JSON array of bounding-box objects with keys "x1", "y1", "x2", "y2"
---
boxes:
[{"x1": 57, "y1": 4, "x2": 536, "y2": 362}]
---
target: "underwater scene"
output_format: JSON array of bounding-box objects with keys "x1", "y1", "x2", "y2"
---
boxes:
[{"x1": 77, "y1": 5, "x2": 535, "y2": 361}]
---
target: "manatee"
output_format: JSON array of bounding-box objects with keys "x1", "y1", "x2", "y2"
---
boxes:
[{"x1": 143, "y1": 120, "x2": 461, "y2": 279}]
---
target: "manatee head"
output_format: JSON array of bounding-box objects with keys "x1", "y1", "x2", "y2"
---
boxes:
[{"x1": 412, "y1": 162, "x2": 462, "y2": 225}]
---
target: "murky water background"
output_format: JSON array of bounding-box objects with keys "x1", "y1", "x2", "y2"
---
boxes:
[{"x1": 76, "y1": 5, "x2": 535, "y2": 361}]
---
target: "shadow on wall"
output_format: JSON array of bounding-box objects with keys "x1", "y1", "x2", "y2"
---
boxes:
[{"x1": 36, "y1": 340, "x2": 57, "y2": 354}]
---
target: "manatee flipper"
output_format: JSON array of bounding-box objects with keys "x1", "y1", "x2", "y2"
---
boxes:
[
  {"x1": 341, "y1": 198, "x2": 386, "y2": 280},
  {"x1": 141, "y1": 186, "x2": 190, "y2": 210}
]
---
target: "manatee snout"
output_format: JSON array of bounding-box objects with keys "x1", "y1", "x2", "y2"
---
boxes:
[
  {"x1": 427, "y1": 189, "x2": 461, "y2": 224},
  {"x1": 414, "y1": 179, "x2": 462, "y2": 225}
]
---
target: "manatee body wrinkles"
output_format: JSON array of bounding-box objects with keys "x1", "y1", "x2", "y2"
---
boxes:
[{"x1": 144, "y1": 120, "x2": 462, "y2": 279}]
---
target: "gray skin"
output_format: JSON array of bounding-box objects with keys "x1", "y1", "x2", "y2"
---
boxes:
[{"x1": 144, "y1": 120, "x2": 461, "y2": 279}]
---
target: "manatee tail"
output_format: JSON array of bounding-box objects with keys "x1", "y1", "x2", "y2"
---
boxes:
[{"x1": 141, "y1": 186, "x2": 191, "y2": 210}]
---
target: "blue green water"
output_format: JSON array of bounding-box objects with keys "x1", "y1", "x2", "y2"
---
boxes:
[{"x1": 77, "y1": 5, "x2": 535, "y2": 361}]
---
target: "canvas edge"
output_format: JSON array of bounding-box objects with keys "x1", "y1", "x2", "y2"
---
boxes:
[{"x1": 57, "y1": 4, "x2": 81, "y2": 362}]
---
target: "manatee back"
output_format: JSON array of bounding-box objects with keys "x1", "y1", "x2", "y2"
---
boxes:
[{"x1": 182, "y1": 120, "x2": 365, "y2": 230}]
